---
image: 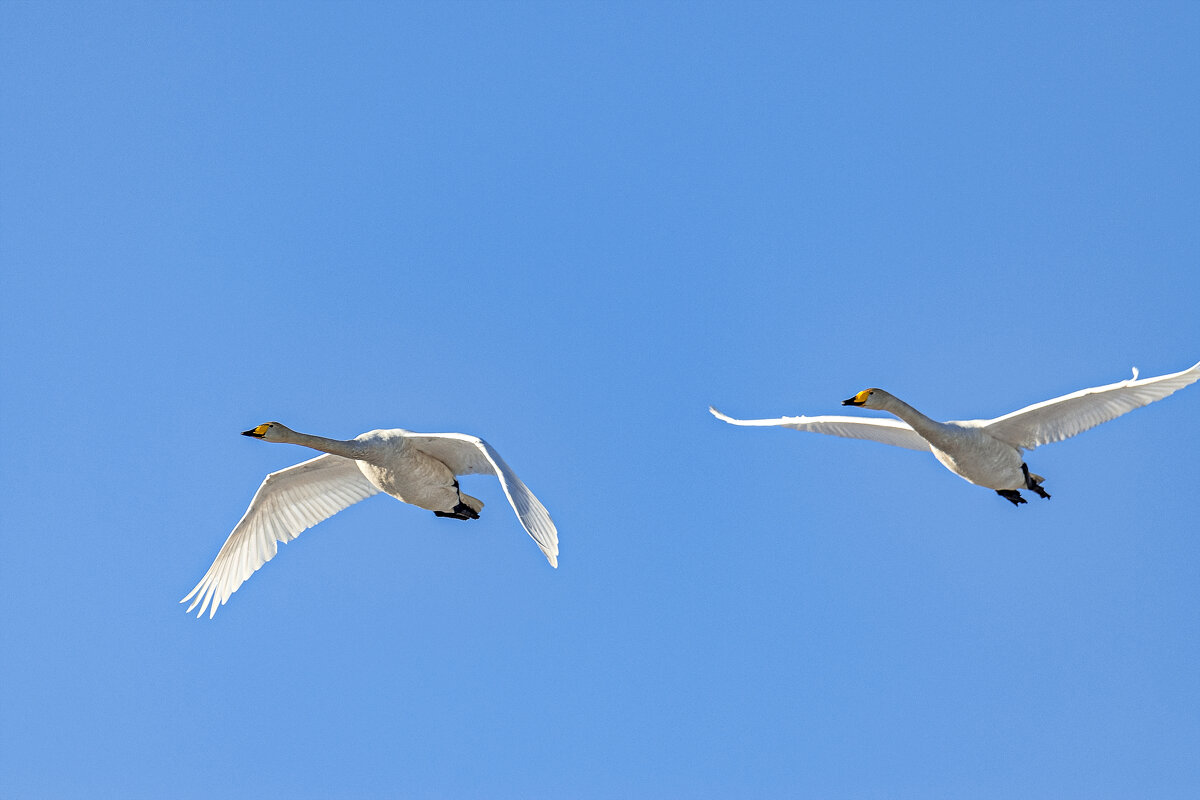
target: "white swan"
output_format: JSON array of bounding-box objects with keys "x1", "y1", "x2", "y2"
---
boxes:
[
  {"x1": 711, "y1": 360, "x2": 1200, "y2": 505},
  {"x1": 182, "y1": 423, "x2": 559, "y2": 618}
]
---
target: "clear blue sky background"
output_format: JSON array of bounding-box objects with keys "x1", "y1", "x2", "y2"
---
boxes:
[{"x1": 2, "y1": 2, "x2": 1198, "y2": 798}]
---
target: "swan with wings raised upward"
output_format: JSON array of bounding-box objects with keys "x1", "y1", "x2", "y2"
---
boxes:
[
  {"x1": 183, "y1": 423, "x2": 558, "y2": 617},
  {"x1": 711, "y1": 360, "x2": 1200, "y2": 506}
]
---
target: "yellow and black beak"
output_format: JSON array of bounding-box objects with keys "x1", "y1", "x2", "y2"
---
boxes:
[
  {"x1": 241, "y1": 424, "x2": 270, "y2": 438},
  {"x1": 842, "y1": 390, "x2": 870, "y2": 407}
]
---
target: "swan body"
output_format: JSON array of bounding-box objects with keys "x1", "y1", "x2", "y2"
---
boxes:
[
  {"x1": 711, "y1": 360, "x2": 1200, "y2": 505},
  {"x1": 183, "y1": 422, "x2": 558, "y2": 618}
]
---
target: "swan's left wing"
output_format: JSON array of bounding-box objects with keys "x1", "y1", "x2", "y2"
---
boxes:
[
  {"x1": 181, "y1": 454, "x2": 380, "y2": 618},
  {"x1": 980, "y1": 360, "x2": 1200, "y2": 450},
  {"x1": 709, "y1": 406, "x2": 931, "y2": 451},
  {"x1": 406, "y1": 433, "x2": 559, "y2": 568}
]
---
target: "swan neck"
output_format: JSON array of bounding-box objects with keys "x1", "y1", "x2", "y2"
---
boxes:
[
  {"x1": 879, "y1": 395, "x2": 942, "y2": 437},
  {"x1": 285, "y1": 430, "x2": 364, "y2": 459}
]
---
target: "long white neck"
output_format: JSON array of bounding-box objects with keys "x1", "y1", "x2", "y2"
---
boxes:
[
  {"x1": 278, "y1": 428, "x2": 366, "y2": 459},
  {"x1": 874, "y1": 391, "x2": 947, "y2": 439}
]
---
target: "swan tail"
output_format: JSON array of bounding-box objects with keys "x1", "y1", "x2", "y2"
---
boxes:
[{"x1": 460, "y1": 493, "x2": 484, "y2": 515}]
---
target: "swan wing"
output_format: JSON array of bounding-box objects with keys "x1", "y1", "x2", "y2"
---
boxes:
[
  {"x1": 181, "y1": 454, "x2": 379, "y2": 618},
  {"x1": 405, "y1": 433, "x2": 559, "y2": 568},
  {"x1": 709, "y1": 406, "x2": 931, "y2": 452},
  {"x1": 980, "y1": 360, "x2": 1200, "y2": 450}
]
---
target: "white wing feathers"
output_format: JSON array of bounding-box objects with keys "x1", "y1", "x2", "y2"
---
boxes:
[
  {"x1": 709, "y1": 406, "x2": 931, "y2": 452},
  {"x1": 407, "y1": 433, "x2": 559, "y2": 568},
  {"x1": 181, "y1": 455, "x2": 379, "y2": 618},
  {"x1": 979, "y1": 360, "x2": 1200, "y2": 450}
]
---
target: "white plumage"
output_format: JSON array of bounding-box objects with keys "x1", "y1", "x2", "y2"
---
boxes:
[
  {"x1": 711, "y1": 359, "x2": 1200, "y2": 505},
  {"x1": 183, "y1": 423, "x2": 558, "y2": 618}
]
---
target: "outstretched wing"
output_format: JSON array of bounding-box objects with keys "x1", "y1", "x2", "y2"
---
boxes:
[
  {"x1": 709, "y1": 406, "x2": 931, "y2": 452},
  {"x1": 405, "y1": 433, "x2": 559, "y2": 568},
  {"x1": 182, "y1": 454, "x2": 379, "y2": 618},
  {"x1": 980, "y1": 360, "x2": 1200, "y2": 450}
]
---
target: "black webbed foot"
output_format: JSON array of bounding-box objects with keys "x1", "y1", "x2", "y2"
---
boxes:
[
  {"x1": 433, "y1": 501, "x2": 480, "y2": 521},
  {"x1": 997, "y1": 489, "x2": 1027, "y2": 506},
  {"x1": 433, "y1": 479, "x2": 482, "y2": 520},
  {"x1": 1021, "y1": 463, "x2": 1051, "y2": 499}
]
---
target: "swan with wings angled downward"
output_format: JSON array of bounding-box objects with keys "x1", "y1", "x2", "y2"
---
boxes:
[{"x1": 183, "y1": 423, "x2": 558, "y2": 618}]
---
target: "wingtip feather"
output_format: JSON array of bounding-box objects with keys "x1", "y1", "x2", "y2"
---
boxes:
[{"x1": 709, "y1": 406, "x2": 736, "y2": 423}]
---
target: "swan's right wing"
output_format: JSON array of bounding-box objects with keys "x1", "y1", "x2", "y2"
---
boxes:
[
  {"x1": 404, "y1": 433, "x2": 559, "y2": 568},
  {"x1": 709, "y1": 406, "x2": 931, "y2": 451},
  {"x1": 181, "y1": 454, "x2": 379, "y2": 618},
  {"x1": 980, "y1": 360, "x2": 1200, "y2": 450}
]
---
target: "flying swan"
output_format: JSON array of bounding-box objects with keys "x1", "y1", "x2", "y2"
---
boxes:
[
  {"x1": 710, "y1": 360, "x2": 1200, "y2": 506},
  {"x1": 182, "y1": 423, "x2": 558, "y2": 617}
]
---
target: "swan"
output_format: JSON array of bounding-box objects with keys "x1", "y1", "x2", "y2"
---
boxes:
[
  {"x1": 182, "y1": 422, "x2": 558, "y2": 618},
  {"x1": 710, "y1": 360, "x2": 1200, "y2": 505}
]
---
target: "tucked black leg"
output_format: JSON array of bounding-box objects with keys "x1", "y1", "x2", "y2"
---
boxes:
[
  {"x1": 433, "y1": 480, "x2": 481, "y2": 520},
  {"x1": 433, "y1": 502, "x2": 480, "y2": 520},
  {"x1": 997, "y1": 489, "x2": 1027, "y2": 506},
  {"x1": 1021, "y1": 463, "x2": 1051, "y2": 499}
]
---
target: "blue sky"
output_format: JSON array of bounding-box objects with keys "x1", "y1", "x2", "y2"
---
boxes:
[{"x1": 2, "y1": 2, "x2": 1198, "y2": 797}]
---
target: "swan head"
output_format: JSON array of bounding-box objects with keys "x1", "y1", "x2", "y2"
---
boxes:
[
  {"x1": 842, "y1": 388, "x2": 884, "y2": 408},
  {"x1": 241, "y1": 422, "x2": 291, "y2": 441}
]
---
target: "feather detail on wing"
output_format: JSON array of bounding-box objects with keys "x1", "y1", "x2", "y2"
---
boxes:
[
  {"x1": 709, "y1": 406, "x2": 931, "y2": 451},
  {"x1": 406, "y1": 434, "x2": 559, "y2": 568},
  {"x1": 181, "y1": 454, "x2": 379, "y2": 618},
  {"x1": 980, "y1": 360, "x2": 1200, "y2": 450}
]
